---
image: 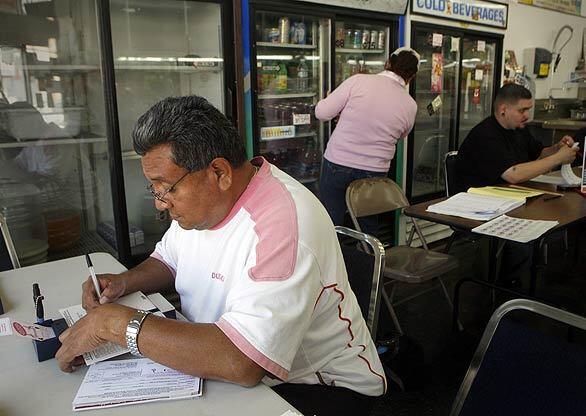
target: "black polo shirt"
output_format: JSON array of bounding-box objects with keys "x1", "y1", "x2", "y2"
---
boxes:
[{"x1": 453, "y1": 116, "x2": 544, "y2": 194}]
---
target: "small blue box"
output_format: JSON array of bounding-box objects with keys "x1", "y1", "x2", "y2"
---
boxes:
[{"x1": 33, "y1": 318, "x2": 68, "y2": 362}]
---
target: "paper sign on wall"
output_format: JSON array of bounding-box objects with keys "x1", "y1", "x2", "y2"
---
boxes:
[
  {"x1": 477, "y1": 40, "x2": 486, "y2": 52},
  {"x1": 475, "y1": 69, "x2": 484, "y2": 81},
  {"x1": 432, "y1": 33, "x2": 443, "y2": 47},
  {"x1": 293, "y1": 113, "x2": 311, "y2": 125},
  {"x1": 427, "y1": 95, "x2": 443, "y2": 116},
  {"x1": 451, "y1": 37, "x2": 460, "y2": 52}
]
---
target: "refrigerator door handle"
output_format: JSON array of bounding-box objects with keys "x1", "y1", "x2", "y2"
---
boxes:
[{"x1": 226, "y1": 86, "x2": 235, "y2": 121}]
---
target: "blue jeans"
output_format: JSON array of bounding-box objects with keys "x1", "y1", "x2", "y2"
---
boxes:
[{"x1": 319, "y1": 158, "x2": 387, "y2": 236}]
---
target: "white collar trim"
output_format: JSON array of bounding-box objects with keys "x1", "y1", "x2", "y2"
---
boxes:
[{"x1": 378, "y1": 70, "x2": 406, "y2": 87}]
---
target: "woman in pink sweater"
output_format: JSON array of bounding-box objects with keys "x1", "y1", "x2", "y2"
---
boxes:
[{"x1": 315, "y1": 47, "x2": 419, "y2": 235}]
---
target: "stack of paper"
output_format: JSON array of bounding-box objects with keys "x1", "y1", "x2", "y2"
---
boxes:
[
  {"x1": 472, "y1": 215, "x2": 558, "y2": 243},
  {"x1": 72, "y1": 358, "x2": 202, "y2": 411},
  {"x1": 467, "y1": 186, "x2": 544, "y2": 200},
  {"x1": 427, "y1": 192, "x2": 525, "y2": 221}
]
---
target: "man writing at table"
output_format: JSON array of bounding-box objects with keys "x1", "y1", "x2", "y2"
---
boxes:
[
  {"x1": 55, "y1": 96, "x2": 386, "y2": 416},
  {"x1": 454, "y1": 83, "x2": 578, "y2": 287}
]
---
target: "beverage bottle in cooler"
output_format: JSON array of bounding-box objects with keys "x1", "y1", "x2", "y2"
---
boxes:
[
  {"x1": 353, "y1": 29, "x2": 362, "y2": 49},
  {"x1": 297, "y1": 58, "x2": 309, "y2": 92},
  {"x1": 369, "y1": 30, "x2": 378, "y2": 49},
  {"x1": 335, "y1": 28, "x2": 345, "y2": 48},
  {"x1": 276, "y1": 62, "x2": 288, "y2": 93},
  {"x1": 291, "y1": 22, "x2": 306, "y2": 45},
  {"x1": 278, "y1": 17, "x2": 290, "y2": 43},
  {"x1": 377, "y1": 30, "x2": 386, "y2": 50},
  {"x1": 300, "y1": 138, "x2": 319, "y2": 178},
  {"x1": 344, "y1": 29, "x2": 353, "y2": 49},
  {"x1": 361, "y1": 31, "x2": 370, "y2": 49}
]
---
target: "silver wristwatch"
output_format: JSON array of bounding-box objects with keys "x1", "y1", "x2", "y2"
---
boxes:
[{"x1": 125, "y1": 310, "x2": 151, "y2": 357}]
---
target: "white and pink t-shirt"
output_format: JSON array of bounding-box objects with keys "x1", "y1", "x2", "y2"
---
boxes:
[{"x1": 151, "y1": 157, "x2": 386, "y2": 396}]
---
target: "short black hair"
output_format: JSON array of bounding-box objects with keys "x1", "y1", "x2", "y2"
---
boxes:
[
  {"x1": 384, "y1": 51, "x2": 419, "y2": 82},
  {"x1": 132, "y1": 96, "x2": 247, "y2": 171},
  {"x1": 494, "y1": 83, "x2": 532, "y2": 110}
]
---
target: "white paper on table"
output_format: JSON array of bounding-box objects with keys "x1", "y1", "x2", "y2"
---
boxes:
[
  {"x1": 72, "y1": 358, "x2": 202, "y2": 411},
  {"x1": 59, "y1": 291, "x2": 159, "y2": 365},
  {"x1": 427, "y1": 192, "x2": 524, "y2": 221},
  {"x1": 0, "y1": 317, "x2": 13, "y2": 336},
  {"x1": 472, "y1": 215, "x2": 558, "y2": 243}
]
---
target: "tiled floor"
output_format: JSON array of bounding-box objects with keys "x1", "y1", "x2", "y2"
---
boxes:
[{"x1": 371, "y1": 226, "x2": 586, "y2": 415}]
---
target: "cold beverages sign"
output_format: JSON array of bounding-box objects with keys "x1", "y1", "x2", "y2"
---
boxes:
[{"x1": 412, "y1": 0, "x2": 508, "y2": 28}]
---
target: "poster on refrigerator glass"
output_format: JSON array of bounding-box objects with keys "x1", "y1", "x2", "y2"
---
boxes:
[
  {"x1": 431, "y1": 53, "x2": 443, "y2": 93},
  {"x1": 411, "y1": 0, "x2": 508, "y2": 28}
]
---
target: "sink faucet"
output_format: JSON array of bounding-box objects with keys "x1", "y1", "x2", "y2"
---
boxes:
[{"x1": 544, "y1": 95, "x2": 557, "y2": 112}]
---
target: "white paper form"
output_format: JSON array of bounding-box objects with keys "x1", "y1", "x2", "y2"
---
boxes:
[
  {"x1": 427, "y1": 192, "x2": 524, "y2": 221},
  {"x1": 59, "y1": 291, "x2": 159, "y2": 365},
  {"x1": 72, "y1": 358, "x2": 202, "y2": 411},
  {"x1": 472, "y1": 215, "x2": 558, "y2": 243}
]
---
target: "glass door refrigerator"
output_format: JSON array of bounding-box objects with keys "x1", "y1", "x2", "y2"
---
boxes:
[
  {"x1": 106, "y1": 0, "x2": 235, "y2": 264},
  {"x1": 247, "y1": 2, "x2": 399, "y2": 194},
  {"x1": 0, "y1": 0, "x2": 236, "y2": 268},
  {"x1": 249, "y1": 4, "x2": 331, "y2": 192},
  {"x1": 407, "y1": 23, "x2": 502, "y2": 203},
  {"x1": 0, "y1": 1, "x2": 117, "y2": 268}
]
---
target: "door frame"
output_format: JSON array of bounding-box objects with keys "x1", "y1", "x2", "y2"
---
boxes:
[{"x1": 406, "y1": 21, "x2": 503, "y2": 203}]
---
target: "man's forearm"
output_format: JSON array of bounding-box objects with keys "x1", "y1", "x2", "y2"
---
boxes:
[
  {"x1": 100, "y1": 305, "x2": 266, "y2": 386},
  {"x1": 121, "y1": 257, "x2": 175, "y2": 295},
  {"x1": 501, "y1": 155, "x2": 562, "y2": 183}
]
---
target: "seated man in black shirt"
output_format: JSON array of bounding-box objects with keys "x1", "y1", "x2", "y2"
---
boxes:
[
  {"x1": 454, "y1": 84, "x2": 577, "y2": 194},
  {"x1": 454, "y1": 84, "x2": 578, "y2": 286}
]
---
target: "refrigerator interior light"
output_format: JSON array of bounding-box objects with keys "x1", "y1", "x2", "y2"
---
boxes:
[
  {"x1": 257, "y1": 55, "x2": 294, "y2": 60},
  {"x1": 116, "y1": 57, "x2": 223, "y2": 63}
]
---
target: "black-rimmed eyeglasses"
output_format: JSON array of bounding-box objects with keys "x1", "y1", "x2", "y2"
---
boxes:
[{"x1": 146, "y1": 171, "x2": 191, "y2": 203}]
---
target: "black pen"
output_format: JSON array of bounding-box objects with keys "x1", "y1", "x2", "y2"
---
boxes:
[
  {"x1": 85, "y1": 254, "x2": 102, "y2": 297},
  {"x1": 33, "y1": 283, "x2": 44, "y2": 324},
  {"x1": 543, "y1": 194, "x2": 562, "y2": 201}
]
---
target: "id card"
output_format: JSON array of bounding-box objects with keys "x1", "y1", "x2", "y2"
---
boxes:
[{"x1": 12, "y1": 320, "x2": 56, "y2": 341}]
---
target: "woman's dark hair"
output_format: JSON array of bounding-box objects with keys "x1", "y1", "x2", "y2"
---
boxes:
[
  {"x1": 132, "y1": 96, "x2": 247, "y2": 171},
  {"x1": 384, "y1": 50, "x2": 419, "y2": 82}
]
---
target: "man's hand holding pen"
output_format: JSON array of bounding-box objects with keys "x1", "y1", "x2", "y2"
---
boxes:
[{"x1": 81, "y1": 274, "x2": 126, "y2": 311}]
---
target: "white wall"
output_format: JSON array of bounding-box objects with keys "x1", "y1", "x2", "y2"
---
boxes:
[
  {"x1": 406, "y1": 1, "x2": 585, "y2": 100},
  {"x1": 504, "y1": 1, "x2": 585, "y2": 99}
]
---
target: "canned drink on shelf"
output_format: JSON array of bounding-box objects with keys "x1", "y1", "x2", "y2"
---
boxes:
[
  {"x1": 268, "y1": 27, "x2": 280, "y2": 43},
  {"x1": 353, "y1": 29, "x2": 362, "y2": 49},
  {"x1": 292, "y1": 22, "x2": 306, "y2": 45},
  {"x1": 335, "y1": 28, "x2": 345, "y2": 48},
  {"x1": 370, "y1": 30, "x2": 378, "y2": 49},
  {"x1": 344, "y1": 29, "x2": 353, "y2": 48},
  {"x1": 361, "y1": 31, "x2": 370, "y2": 49},
  {"x1": 377, "y1": 30, "x2": 385, "y2": 50},
  {"x1": 278, "y1": 17, "x2": 290, "y2": 43}
]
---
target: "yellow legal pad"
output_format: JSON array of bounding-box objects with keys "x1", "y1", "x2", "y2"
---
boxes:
[{"x1": 467, "y1": 186, "x2": 545, "y2": 201}]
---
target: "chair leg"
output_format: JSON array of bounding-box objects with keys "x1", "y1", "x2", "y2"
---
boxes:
[
  {"x1": 438, "y1": 277, "x2": 463, "y2": 331},
  {"x1": 381, "y1": 288, "x2": 403, "y2": 336},
  {"x1": 386, "y1": 367, "x2": 405, "y2": 392},
  {"x1": 444, "y1": 231, "x2": 458, "y2": 254}
]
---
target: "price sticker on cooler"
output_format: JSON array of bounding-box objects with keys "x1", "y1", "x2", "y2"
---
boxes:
[{"x1": 293, "y1": 113, "x2": 311, "y2": 125}]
